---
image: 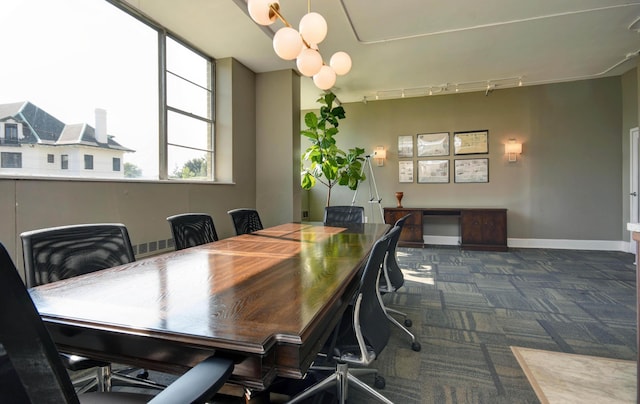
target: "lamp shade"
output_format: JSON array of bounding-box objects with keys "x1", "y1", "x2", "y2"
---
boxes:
[
  {"x1": 299, "y1": 12, "x2": 327, "y2": 44},
  {"x1": 247, "y1": 0, "x2": 279, "y2": 25},
  {"x1": 273, "y1": 27, "x2": 303, "y2": 60},
  {"x1": 313, "y1": 65, "x2": 336, "y2": 90},
  {"x1": 329, "y1": 51, "x2": 352, "y2": 76},
  {"x1": 505, "y1": 142, "x2": 522, "y2": 154},
  {"x1": 296, "y1": 48, "x2": 323, "y2": 77}
]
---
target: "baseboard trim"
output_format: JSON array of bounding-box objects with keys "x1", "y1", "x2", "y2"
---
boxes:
[
  {"x1": 508, "y1": 238, "x2": 627, "y2": 252},
  {"x1": 422, "y1": 236, "x2": 629, "y2": 252}
]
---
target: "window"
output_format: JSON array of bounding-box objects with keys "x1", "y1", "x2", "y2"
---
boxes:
[
  {"x1": 1, "y1": 152, "x2": 22, "y2": 168},
  {"x1": 84, "y1": 154, "x2": 94, "y2": 170},
  {"x1": 1, "y1": 1, "x2": 218, "y2": 181},
  {"x1": 47, "y1": 154, "x2": 54, "y2": 163},
  {"x1": 61, "y1": 155, "x2": 69, "y2": 170},
  {"x1": 113, "y1": 157, "x2": 121, "y2": 172},
  {"x1": 4, "y1": 124, "x2": 18, "y2": 144},
  {"x1": 166, "y1": 38, "x2": 214, "y2": 180}
]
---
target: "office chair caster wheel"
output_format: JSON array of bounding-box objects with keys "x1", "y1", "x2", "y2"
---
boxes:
[
  {"x1": 411, "y1": 341, "x2": 421, "y2": 352},
  {"x1": 374, "y1": 375, "x2": 386, "y2": 389},
  {"x1": 404, "y1": 319, "x2": 412, "y2": 327}
]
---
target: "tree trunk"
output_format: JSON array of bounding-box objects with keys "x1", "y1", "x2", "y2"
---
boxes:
[{"x1": 326, "y1": 186, "x2": 332, "y2": 207}]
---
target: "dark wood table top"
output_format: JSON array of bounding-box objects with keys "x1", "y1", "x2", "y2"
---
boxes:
[{"x1": 29, "y1": 222, "x2": 388, "y2": 391}]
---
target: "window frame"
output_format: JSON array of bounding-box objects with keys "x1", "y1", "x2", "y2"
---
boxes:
[
  {"x1": 109, "y1": 0, "x2": 216, "y2": 182},
  {"x1": 84, "y1": 154, "x2": 94, "y2": 170},
  {"x1": 1, "y1": 152, "x2": 22, "y2": 168}
]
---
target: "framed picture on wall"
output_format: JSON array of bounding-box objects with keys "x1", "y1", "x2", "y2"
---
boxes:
[
  {"x1": 453, "y1": 130, "x2": 489, "y2": 155},
  {"x1": 417, "y1": 132, "x2": 449, "y2": 157},
  {"x1": 454, "y1": 158, "x2": 489, "y2": 183},
  {"x1": 418, "y1": 160, "x2": 449, "y2": 183},
  {"x1": 398, "y1": 135, "x2": 414, "y2": 158},
  {"x1": 399, "y1": 160, "x2": 414, "y2": 183}
]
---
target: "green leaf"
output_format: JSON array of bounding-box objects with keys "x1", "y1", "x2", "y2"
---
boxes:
[{"x1": 301, "y1": 172, "x2": 316, "y2": 189}]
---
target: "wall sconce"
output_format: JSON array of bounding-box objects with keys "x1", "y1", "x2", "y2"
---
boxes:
[
  {"x1": 374, "y1": 146, "x2": 386, "y2": 166},
  {"x1": 505, "y1": 139, "x2": 523, "y2": 162}
]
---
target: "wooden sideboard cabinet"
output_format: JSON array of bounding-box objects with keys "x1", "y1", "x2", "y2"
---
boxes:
[{"x1": 383, "y1": 207, "x2": 508, "y2": 251}]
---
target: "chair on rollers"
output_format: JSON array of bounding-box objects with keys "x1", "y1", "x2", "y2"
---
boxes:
[
  {"x1": 20, "y1": 223, "x2": 164, "y2": 392},
  {"x1": 380, "y1": 214, "x2": 421, "y2": 351},
  {"x1": 0, "y1": 241, "x2": 234, "y2": 403},
  {"x1": 323, "y1": 205, "x2": 365, "y2": 224},
  {"x1": 287, "y1": 227, "x2": 401, "y2": 404},
  {"x1": 166, "y1": 213, "x2": 219, "y2": 250},
  {"x1": 227, "y1": 208, "x2": 264, "y2": 235}
]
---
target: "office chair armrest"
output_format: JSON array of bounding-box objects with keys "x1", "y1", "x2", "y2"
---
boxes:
[{"x1": 148, "y1": 356, "x2": 234, "y2": 404}]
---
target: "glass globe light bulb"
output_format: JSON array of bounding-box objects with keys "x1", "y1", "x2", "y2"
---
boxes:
[
  {"x1": 247, "y1": 0, "x2": 279, "y2": 26},
  {"x1": 299, "y1": 12, "x2": 327, "y2": 44},
  {"x1": 330, "y1": 51, "x2": 352, "y2": 76},
  {"x1": 273, "y1": 27, "x2": 303, "y2": 60},
  {"x1": 313, "y1": 65, "x2": 336, "y2": 90},
  {"x1": 296, "y1": 48, "x2": 323, "y2": 77}
]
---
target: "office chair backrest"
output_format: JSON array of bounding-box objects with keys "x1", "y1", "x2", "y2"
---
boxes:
[
  {"x1": 0, "y1": 242, "x2": 80, "y2": 403},
  {"x1": 383, "y1": 214, "x2": 411, "y2": 291},
  {"x1": 323, "y1": 205, "x2": 365, "y2": 224},
  {"x1": 21, "y1": 223, "x2": 135, "y2": 288},
  {"x1": 166, "y1": 213, "x2": 219, "y2": 250},
  {"x1": 227, "y1": 208, "x2": 263, "y2": 235},
  {"x1": 356, "y1": 226, "x2": 399, "y2": 359}
]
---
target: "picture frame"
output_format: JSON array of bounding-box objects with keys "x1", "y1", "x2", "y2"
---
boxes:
[
  {"x1": 398, "y1": 160, "x2": 414, "y2": 183},
  {"x1": 453, "y1": 130, "x2": 489, "y2": 155},
  {"x1": 418, "y1": 160, "x2": 449, "y2": 183},
  {"x1": 454, "y1": 158, "x2": 489, "y2": 183},
  {"x1": 417, "y1": 132, "x2": 449, "y2": 157},
  {"x1": 398, "y1": 135, "x2": 414, "y2": 158}
]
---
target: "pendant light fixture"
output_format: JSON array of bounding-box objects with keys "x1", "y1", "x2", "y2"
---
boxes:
[{"x1": 246, "y1": 0, "x2": 352, "y2": 90}]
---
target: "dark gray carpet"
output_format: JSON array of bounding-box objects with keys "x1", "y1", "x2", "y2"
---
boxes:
[{"x1": 366, "y1": 246, "x2": 637, "y2": 404}]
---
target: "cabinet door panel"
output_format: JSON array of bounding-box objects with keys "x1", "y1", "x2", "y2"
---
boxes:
[
  {"x1": 461, "y1": 211, "x2": 483, "y2": 244},
  {"x1": 482, "y1": 212, "x2": 506, "y2": 245}
]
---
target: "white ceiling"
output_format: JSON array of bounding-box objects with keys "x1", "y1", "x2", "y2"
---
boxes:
[{"x1": 123, "y1": 0, "x2": 640, "y2": 108}]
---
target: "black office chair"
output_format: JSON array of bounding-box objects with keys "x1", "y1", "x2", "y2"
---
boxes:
[
  {"x1": 0, "y1": 241, "x2": 234, "y2": 403},
  {"x1": 166, "y1": 213, "x2": 219, "y2": 250},
  {"x1": 323, "y1": 205, "x2": 365, "y2": 224},
  {"x1": 287, "y1": 227, "x2": 400, "y2": 404},
  {"x1": 227, "y1": 208, "x2": 264, "y2": 235},
  {"x1": 380, "y1": 215, "x2": 421, "y2": 352},
  {"x1": 20, "y1": 223, "x2": 163, "y2": 392}
]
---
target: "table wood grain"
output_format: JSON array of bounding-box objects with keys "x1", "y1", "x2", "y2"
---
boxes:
[{"x1": 29, "y1": 222, "x2": 388, "y2": 391}]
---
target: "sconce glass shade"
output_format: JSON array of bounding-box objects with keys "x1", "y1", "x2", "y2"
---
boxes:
[
  {"x1": 248, "y1": 0, "x2": 279, "y2": 25},
  {"x1": 505, "y1": 142, "x2": 522, "y2": 154},
  {"x1": 313, "y1": 65, "x2": 336, "y2": 90},
  {"x1": 296, "y1": 48, "x2": 323, "y2": 77},
  {"x1": 273, "y1": 27, "x2": 303, "y2": 60},
  {"x1": 299, "y1": 12, "x2": 327, "y2": 44},
  {"x1": 329, "y1": 51, "x2": 352, "y2": 76},
  {"x1": 375, "y1": 146, "x2": 386, "y2": 166}
]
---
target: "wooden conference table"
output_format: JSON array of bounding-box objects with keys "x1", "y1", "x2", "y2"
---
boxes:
[{"x1": 29, "y1": 222, "x2": 388, "y2": 393}]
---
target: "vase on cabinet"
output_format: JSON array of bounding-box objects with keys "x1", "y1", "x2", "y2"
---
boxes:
[{"x1": 395, "y1": 192, "x2": 404, "y2": 208}]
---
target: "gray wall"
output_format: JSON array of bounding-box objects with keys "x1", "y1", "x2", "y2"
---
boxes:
[
  {"x1": 304, "y1": 76, "x2": 630, "y2": 245},
  {"x1": 256, "y1": 70, "x2": 302, "y2": 225}
]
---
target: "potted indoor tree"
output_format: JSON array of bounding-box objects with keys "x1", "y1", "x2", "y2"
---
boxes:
[{"x1": 301, "y1": 92, "x2": 366, "y2": 207}]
